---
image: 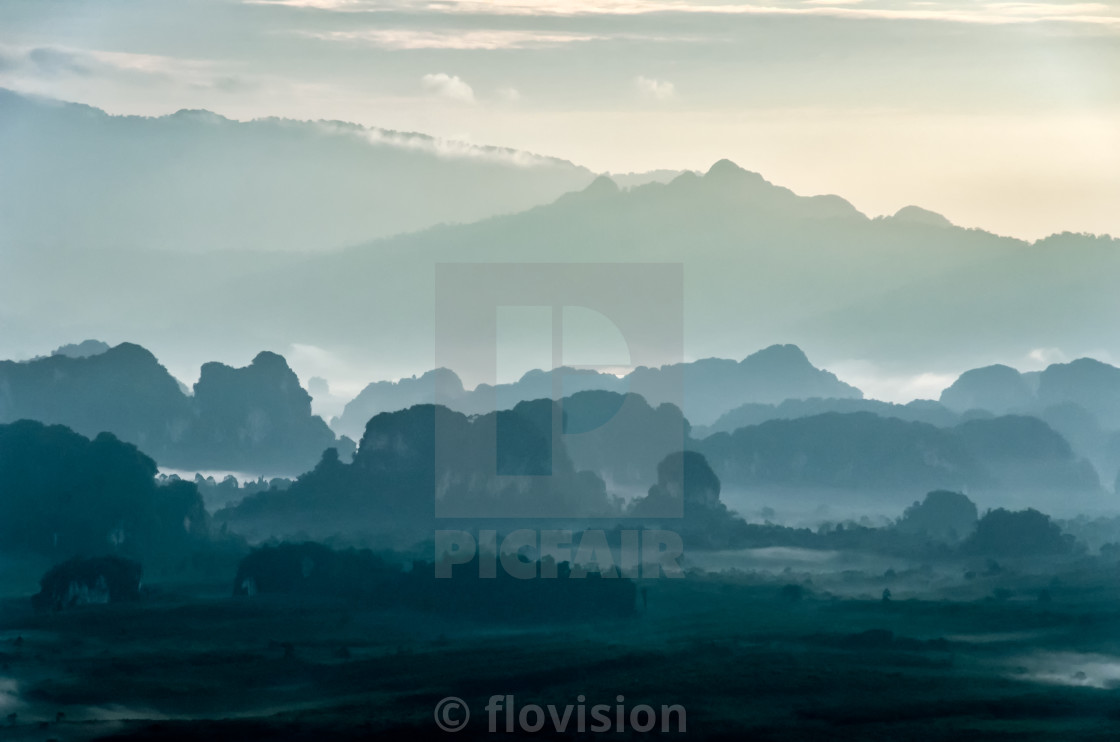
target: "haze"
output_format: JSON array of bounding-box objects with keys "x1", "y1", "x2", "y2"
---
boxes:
[{"x1": 1, "y1": 0, "x2": 1118, "y2": 240}]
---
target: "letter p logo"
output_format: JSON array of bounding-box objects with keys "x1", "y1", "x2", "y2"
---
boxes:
[{"x1": 434, "y1": 263, "x2": 684, "y2": 519}]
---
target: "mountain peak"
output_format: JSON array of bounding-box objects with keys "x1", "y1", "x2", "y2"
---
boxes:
[
  {"x1": 168, "y1": 108, "x2": 229, "y2": 125},
  {"x1": 50, "y1": 339, "x2": 110, "y2": 359},
  {"x1": 554, "y1": 174, "x2": 619, "y2": 207},
  {"x1": 105, "y1": 342, "x2": 161, "y2": 366},
  {"x1": 705, "y1": 159, "x2": 765, "y2": 184},
  {"x1": 743, "y1": 343, "x2": 811, "y2": 368},
  {"x1": 940, "y1": 364, "x2": 1032, "y2": 414},
  {"x1": 708, "y1": 158, "x2": 741, "y2": 174},
  {"x1": 251, "y1": 350, "x2": 292, "y2": 369},
  {"x1": 1, "y1": 89, "x2": 597, "y2": 253},
  {"x1": 891, "y1": 205, "x2": 953, "y2": 229},
  {"x1": 584, "y1": 174, "x2": 620, "y2": 195}
]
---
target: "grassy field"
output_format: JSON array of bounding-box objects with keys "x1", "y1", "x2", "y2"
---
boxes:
[{"x1": 3, "y1": 555, "x2": 1120, "y2": 740}]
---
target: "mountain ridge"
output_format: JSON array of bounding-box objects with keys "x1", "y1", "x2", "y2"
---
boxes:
[{"x1": 332, "y1": 343, "x2": 861, "y2": 438}]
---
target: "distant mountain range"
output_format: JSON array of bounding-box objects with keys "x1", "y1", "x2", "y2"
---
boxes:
[
  {"x1": 221, "y1": 398, "x2": 1102, "y2": 541},
  {"x1": 0, "y1": 338, "x2": 1112, "y2": 520},
  {"x1": 122, "y1": 160, "x2": 1120, "y2": 385},
  {"x1": 0, "y1": 342, "x2": 345, "y2": 475},
  {"x1": 942, "y1": 358, "x2": 1120, "y2": 426},
  {"x1": 217, "y1": 400, "x2": 621, "y2": 541},
  {"x1": 694, "y1": 412, "x2": 1099, "y2": 500},
  {"x1": 3, "y1": 89, "x2": 1117, "y2": 385},
  {"x1": 0, "y1": 88, "x2": 597, "y2": 253},
  {"x1": 940, "y1": 358, "x2": 1120, "y2": 491},
  {"x1": 675, "y1": 354, "x2": 1120, "y2": 497},
  {"x1": 332, "y1": 343, "x2": 860, "y2": 437},
  {"x1": 3, "y1": 90, "x2": 1118, "y2": 385},
  {"x1": 694, "y1": 397, "x2": 962, "y2": 438}
]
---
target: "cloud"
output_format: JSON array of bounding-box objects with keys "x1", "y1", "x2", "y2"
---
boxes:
[
  {"x1": 0, "y1": 51, "x2": 19, "y2": 74},
  {"x1": 315, "y1": 120, "x2": 565, "y2": 168},
  {"x1": 27, "y1": 48, "x2": 93, "y2": 77},
  {"x1": 0, "y1": 44, "x2": 255, "y2": 92},
  {"x1": 246, "y1": 0, "x2": 367, "y2": 7},
  {"x1": 421, "y1": 72, "x2": 475, "y2": 102},
  {"x1": 302, "y1": 28, "x2": 605, "y2": 49},
  {"x1": 898, "y1": 372, "x2": 960, "y2": 400},
  {"x1": 287, "y1": 342, "x2": 349, "y2": 383},
  {"x1": 497, "y1": 86, "x2": 522, "y2": 101},
  {"x1": 1027, "y1": 347, "x2": 1067, "y2": 366},
  {"x1": 635, "y1": 75, "x2": 675, "y2": 100},
  {"x1": 246, "y1": 0, "x2": 1120, "y2": 29},
  {"x1": 827, "y1": 359, "x2": 958, "y2": 403}
]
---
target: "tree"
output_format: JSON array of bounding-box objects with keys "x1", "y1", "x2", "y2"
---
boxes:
[
  {"x1": 896, "y1": 490, "x2": 978, "y2": 543},
  {"x1": 31, "y1": 555, "x2": 142, "y2": 612},
  {"x1": 0, "y1": 420, "x2": 210, "y2": 568},
  {"x1": 961, "y1": 508, "x2": 1074, "y2": 556}
]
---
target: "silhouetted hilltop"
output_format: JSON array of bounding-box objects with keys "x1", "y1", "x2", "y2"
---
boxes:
[
  {"x1": 237, "y1": 388, "x2": 686, "y2": 539},
  {"x1": 334, "y1": 343, "x2": 858, "y2": 438},
  {"x1": 332, "y1": 365, "x2": 634, "y2": 438},
  {"x1": 557, "y1": 390, "x2": 688, "y2": 488},
  {"x1": 628, "y1": 344, "x2": 862, "y2": 425},
  {"x1": 479, "y1": 367, "x2": 629, "y2": 413},
  {"x1": 545, "y1": 159, "x2": 864, "y2": 228},
  {"x1": 218, "y1": 402, "x2": 618, "y2": 540},
  {"x1": 332, "y1": 366, "x2": 623, "y2": 439},
  {"x1": 698, "y1": 397, "x2": 959, "y2": 437},
  {"x1": 0, "y1": 343, "x2": 346, "y2": 475},
  {"x1": 940, "y1": 357, "x2": 1120, "y2": 488},
  {"x1": 180, "y1": 351, "x2": 340, "y2": 473},
  {"x1": 886, "y1": 205, "x2": 954, "y2": 229},
  {"x1": 50, "y1": 339, "x2": 111, "y2": 359},
  {"x1": 955, "y1": 415, "x2": 1100, "y2": 493},
  {"x1": 1038, "y1": 358, "x2": 1120, "y2": 427},
  {"x1": 956, "y1": 415, "x2": 1075, "y2": 462},
  {"x1": 694, "y1": 411, "x2": 1099, "y2": 499},
  {"x1": 0, "y1": 88, "x2": 595, "y2": 253},
  {"x1": 0, "y1": 420, "x2": 210, "y2": 566},
  {"x1": 630, "y1": 450, "x2": 728, "y2": 524},
  {"x1": 555, "y1": 173, "x2": 620, "y2": 204},
  {"x1": 895, "y1": 490, "x2": 978, "y2": 543},
  {"x1": 332, "y1": 368, "x2": 465, "y2": 435},
  {"x1": 0, "y1": 342, "x2": 192, "y2": 452},
  {"x1": 961, "y1": 507, "x2": 1075, "y2": 556},
  {"x1": 940, "y1": 364, "x2": 1034, "y2": 415},
  {"x1": 229, "y1": 389, "x2": 1103, "y2": 542},
  {"x1": 690, "y1": 159, "x2": 865, "y2": 220},
  {"x1": 696, "y1": 412, "x2": 984, "y2": 494},
  {"x1": 608, "y1": 169, "x2": 687, "y2": 189}
]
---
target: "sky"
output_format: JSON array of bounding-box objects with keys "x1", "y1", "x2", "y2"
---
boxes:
[{"x1": 1, "y1": 0, "x2": 1118, "y2": 241}]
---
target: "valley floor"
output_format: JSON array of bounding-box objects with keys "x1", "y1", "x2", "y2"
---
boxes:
[{"x1": 3, "y1": 558, "x2": 1120, "y2": 740}]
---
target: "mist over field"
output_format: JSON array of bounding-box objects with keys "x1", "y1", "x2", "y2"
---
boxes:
[{"x1": 3, "y1": 1, "x2": 1120, "y2": 739}]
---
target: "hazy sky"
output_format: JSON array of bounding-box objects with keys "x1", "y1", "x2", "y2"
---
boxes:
[{"x1": 1, "y1": 0, "x2": 1118, "y2": 240}]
